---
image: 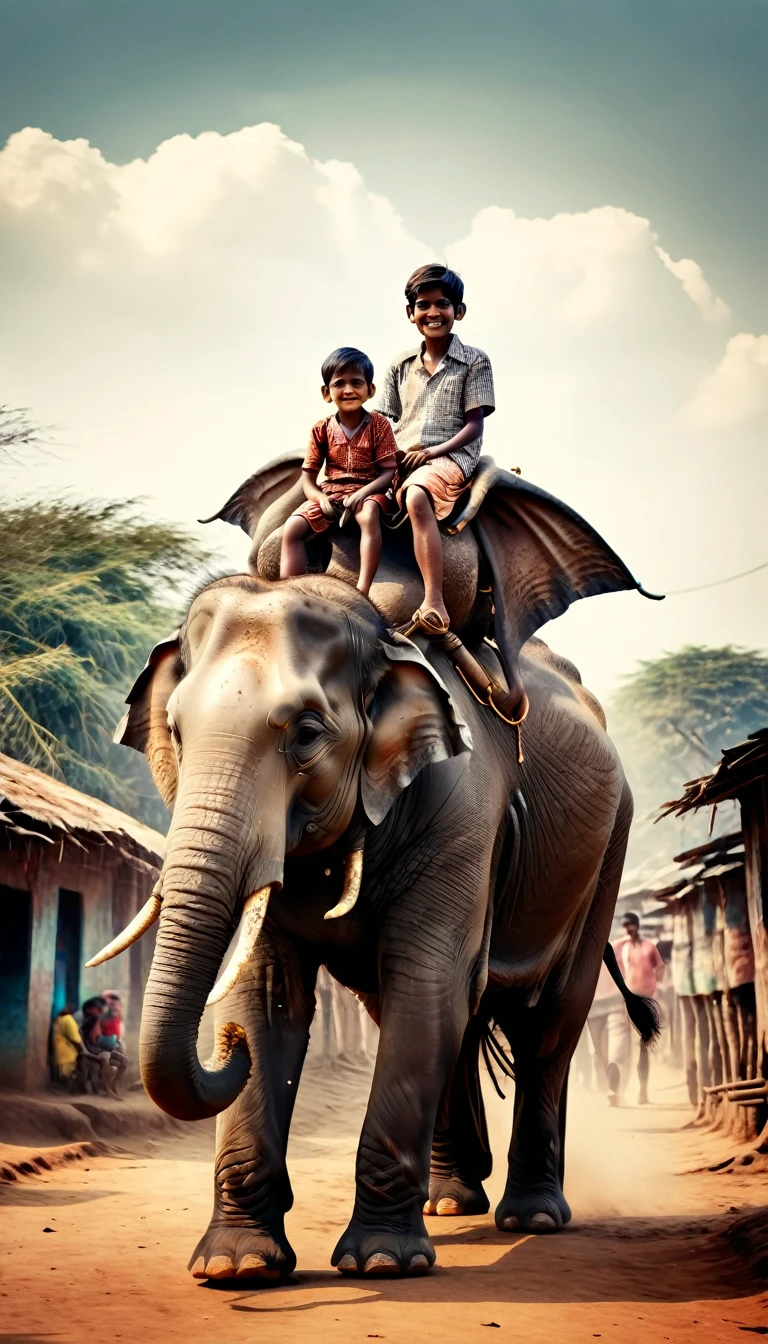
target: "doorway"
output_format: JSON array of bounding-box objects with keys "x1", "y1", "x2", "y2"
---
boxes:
[
  {"x1": 53, "y1": 889, "x2": 83, "y2": 1017},
  {"x1": 0, "y1": 885, "x2": 32, "y2": 1087}
]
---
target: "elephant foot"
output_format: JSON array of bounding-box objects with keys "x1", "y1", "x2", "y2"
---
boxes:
[
  {"x1": 495, "y1": 1179, "x2": 571, "y2": 1234},
  {"x1": 188, "y1": 1221, "x2": 296, "y2": 1282},
  {"x1": 424, "y1": 1174, "x2": 489, "y2": 1217},
  {"x1": 332, "y1": 1212, "x2": 435, "y2": 1277}
]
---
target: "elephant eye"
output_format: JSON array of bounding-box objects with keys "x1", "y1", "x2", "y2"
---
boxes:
[
  {"x1": 289, "y1": 713, "x2": 328, "y2": 764},
  {"x1": 295, "y1": 724, "x2": 321, "y2": 746}
]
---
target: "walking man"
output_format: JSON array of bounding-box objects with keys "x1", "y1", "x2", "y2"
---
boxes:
[{"x1": 610, "y1": 912, "x2": 664, "y2": 1104}]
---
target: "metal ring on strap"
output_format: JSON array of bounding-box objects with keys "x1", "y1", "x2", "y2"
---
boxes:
[{"x1": 454, "y1": 668, "x2": 529, "y2": 764}]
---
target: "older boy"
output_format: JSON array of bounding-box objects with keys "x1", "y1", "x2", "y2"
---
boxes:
[
  {"x1": 281, "y1": 347, "x2": 397, "y2": 596},
  {"x1": 377, "y1": 263, "x2": 495, "y2": 634}
]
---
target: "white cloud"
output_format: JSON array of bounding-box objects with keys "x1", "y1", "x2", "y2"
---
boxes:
[
  {"x1": 1, "y1": 122, "x2": 766, "y2": 698},
  {"x1": 655, "y1": 246, "x2": 729, "y2": 323},
  {"x1": 685, "y1": 332, "x2": 768, "y2": 428},
  {"x1": 450, "y1": 204, "x2": 654, "y2": 326}
]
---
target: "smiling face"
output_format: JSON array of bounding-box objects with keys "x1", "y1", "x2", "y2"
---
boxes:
[
  {"x1": 321, "y1": 363, "x2": 374, "y2": 423},
  {"x1": 407, "y1": 284, "x2": 466, "y2": 340}
]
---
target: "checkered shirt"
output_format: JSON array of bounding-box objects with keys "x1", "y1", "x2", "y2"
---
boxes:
[
  {"x1": 302, "y1": 410, "x2": 397, "y2": 492},
  {"x1": 376, "y1": 334, "x2": 495, "y2": 478}
]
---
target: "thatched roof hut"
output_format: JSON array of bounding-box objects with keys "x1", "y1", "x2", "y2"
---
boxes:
[{"x1": 0, "y1": 752, "x2": 164, "y2": 1090}]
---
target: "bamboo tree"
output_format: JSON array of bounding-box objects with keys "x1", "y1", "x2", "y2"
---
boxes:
[
  {"x1": 610, "y1": 645, "x2": 768, "y2": 860},
  {"x1": 0, "y1": 408, "x2": 212, "y2": 829}
]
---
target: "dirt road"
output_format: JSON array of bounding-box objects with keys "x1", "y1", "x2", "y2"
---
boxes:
[{"x1": 2, "y1": 1051, "x2": 766, "y2": 1344}]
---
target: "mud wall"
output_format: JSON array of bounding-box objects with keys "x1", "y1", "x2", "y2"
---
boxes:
[{"x1": 0, "y1": 836, "x2": 157, "y2": 1092}]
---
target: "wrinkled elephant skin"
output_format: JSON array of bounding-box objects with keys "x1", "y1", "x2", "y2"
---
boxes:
[{"x1": 116, "y1": 572, "x2": 632, "y2": 1281}]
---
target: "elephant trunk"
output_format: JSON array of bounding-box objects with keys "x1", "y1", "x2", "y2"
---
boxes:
[{"x1": 139, "y1": 748, "x2": 285, "y2": 1121}]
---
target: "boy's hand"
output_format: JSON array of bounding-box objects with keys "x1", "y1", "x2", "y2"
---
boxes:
[
  {"x1": 402, "y1": 448, "x2": 429, "y2": 473},
  {"x1": 342, "y1": 489, "x2": 368, "y2": 513},
  {"x1": 318, "y1": 494, "x2": 338, "y2": 520}
]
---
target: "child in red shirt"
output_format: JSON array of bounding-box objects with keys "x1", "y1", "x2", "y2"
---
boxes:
[{"x1": 280, "y1": 347, "x2": 397, "y2": 596}]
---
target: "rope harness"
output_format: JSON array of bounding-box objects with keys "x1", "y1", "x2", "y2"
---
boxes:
[
  {"x1": 400, "y1": 609, "x2": 529, "y2": 765},
  {"x1": 439, "y1": 631, "x2": 529, "y2": 764}
]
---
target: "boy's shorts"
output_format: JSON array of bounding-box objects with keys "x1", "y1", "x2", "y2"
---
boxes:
[
  {"x1": 292, "y1": 490, "x2": 389, "y2": 535},
  {"x1": 396, "y1": 457, "x2": 467, "y2": 521}
]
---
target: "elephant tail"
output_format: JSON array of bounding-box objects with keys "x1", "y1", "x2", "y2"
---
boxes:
[{"x1": 602, "y1": 943, "x2": 662, "y2": 1046}]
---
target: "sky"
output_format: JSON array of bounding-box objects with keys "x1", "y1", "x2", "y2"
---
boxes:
[{"x1": 1, "y1": 0, "x2": 767, "y2": 700}]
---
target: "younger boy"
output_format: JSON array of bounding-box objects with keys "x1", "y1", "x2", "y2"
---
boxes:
[
  {"x1": 281, "y1": 347, "x2": 397, "y2": 596},
  {"x1": 377, "y1": 264, "x2": 495, "y2": 634}
]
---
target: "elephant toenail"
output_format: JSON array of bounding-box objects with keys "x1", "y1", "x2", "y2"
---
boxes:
[
  {"x1": 190, "y1": 1257, "x2": 207, "y2": 1279},
  {"x1": 423, "y1": 1199, "x2": 438, "y2": 1215},
  {"x1": 205, "y1": 1255, "x2": 236, "y2": 1279},
  {"x1": 337, "y1": 1254, "x2": 358, "y2": 1273},
  {"x1": 363, "y1": 1252, "x2": 400, "y2": 1275},
  {"x1": 237, "y1": 1253, "x2": 278, "y2": 1279},
  {"x1": 529, "y1": 1213, "x2": 557, "y2": 1231},
  {"x1": 408, "y1": 1254, "x2": 430, "y2": 1274},
  {"x1": 436, "y1": 1198, "x2": 461, "y2": 1216},
  {"x1": 501, "y1": 1216, "x2": 521, "y2": 1230}
]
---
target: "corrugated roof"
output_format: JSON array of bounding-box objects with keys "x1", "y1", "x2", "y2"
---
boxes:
[
  {"x1": 0, "y1": 751, "x2": 165, "y2": 871},
  {"x1": 659, "y1": 728, "x2": 768, "y2": 820},
  {"x1": 673, "y1": 830, "x2": 743, "y2": 865}
]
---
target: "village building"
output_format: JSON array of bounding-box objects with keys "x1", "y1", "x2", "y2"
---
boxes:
[
  {"x1": 659, "y1": 728, "x2": 768, "y2": 1132},
  {"x1": 0, "y1": 751, "x2": 164, "y2": 1092}
]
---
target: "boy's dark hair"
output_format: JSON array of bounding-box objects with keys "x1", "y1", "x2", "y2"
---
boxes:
[
  {"x1": 405, "y1": 263, "x2": 464, "y2": 309},
  {"x1": 82, "y1": 996, "x2": 106, "y2": 1014},
  {"x1": 321, "y1": 346, "x2": 374, "y2": 388}
]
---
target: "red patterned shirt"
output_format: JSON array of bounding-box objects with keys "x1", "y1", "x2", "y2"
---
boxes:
[{"x1": 303, "y1": 411, "x2": 397, "y2": 495}]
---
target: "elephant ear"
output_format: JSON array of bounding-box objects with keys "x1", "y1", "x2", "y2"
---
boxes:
[
  {"x1": 198, "y1": 453, "x2": 304, "y2": 540},
  {"x1": 114, "y1": 632, "x2": 183, "y2": 809},
  {"x1": 453, "y1": 459, "x2": 662, "y2": 674},
  {"x1": 361, "y1": 635, "x2": 472, "y2": 826}
]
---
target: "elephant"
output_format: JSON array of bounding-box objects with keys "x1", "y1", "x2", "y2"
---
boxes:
[{"x1": 90, "y1": 460, "x2": 660, "y2": 1282}]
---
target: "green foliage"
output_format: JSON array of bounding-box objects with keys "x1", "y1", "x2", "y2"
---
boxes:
[
  {"x1": 0, "y1": 411, "x2": 212, "y2": 830},
  {"x1": 610, "y1": 644, "x2": 768, "y2": 812}
]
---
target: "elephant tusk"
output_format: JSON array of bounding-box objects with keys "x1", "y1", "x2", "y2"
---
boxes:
[
  {"x1": 324, "y1": 848, "x2": 364, "y2": 921},
  {"x1": 205, "y1": 886, "x2": 272, "y2": 1007},
  {"x1": 84, "y1": 883, "x2": 162, "y2": 968}
]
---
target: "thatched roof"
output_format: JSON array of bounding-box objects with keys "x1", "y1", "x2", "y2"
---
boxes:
[
  {"x1": 658, "y1": 728, "x2": 768, "y2": 821},
  {"x1": 0, "y1": 751, "x2": 165, "y2": 872},
  {"x1": 626, "y1": 832, "x2": 746, "y2": 913}
]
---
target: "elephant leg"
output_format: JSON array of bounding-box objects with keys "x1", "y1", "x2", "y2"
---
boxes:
[
  {"x1": 588, "y1": 1014, "x2": 609, "y2": 1091},
  {"x1": 492, "y1": 993, "x2": 574, "y2": 1233},
  {"x1": 332, "y1": 854, "x2": 488, "y2": 1278},
  {"x1": 494, "y1": 785, "x2": 632, "y2": 1234},
  {"x1": 424, "y1": 1014, "x2": 492, "y2": 1217},
  {"x1": 189, "y1": 939, "x2": 319, "y2": 1282}
]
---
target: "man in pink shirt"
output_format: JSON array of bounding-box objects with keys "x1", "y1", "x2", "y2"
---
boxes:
[{"x1": 610, "y1": 912, "x2": 664, "y2": 1104}]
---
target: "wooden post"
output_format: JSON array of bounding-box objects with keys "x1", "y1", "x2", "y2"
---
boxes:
[
  {"x1": 24, "y1": 850, "x2": 59, "y2": 1092},
  {"x1": 740, "y1": 780, "x2": 768, "y2": 1089}
]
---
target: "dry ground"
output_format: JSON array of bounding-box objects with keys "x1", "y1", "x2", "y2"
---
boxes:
[{"x1": 2, "y1": 1047, "x2": 767, "y2": 1344}]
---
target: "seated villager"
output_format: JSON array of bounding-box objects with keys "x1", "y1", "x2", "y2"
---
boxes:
[
  {"x1": 377, "y1": 263, "x2": 496, "y2": 635},
  {"x1": 101, "y1": 989, "x2": 129, "y2": 1067},
  {"x1": 81, "y1": 996, "x2": 126, "y2": 1099},
  {"x1": 51, "y1": 1005, "x2": 85, "y2": 1090},
  {"x1": 280, "y1": 347, "x2": 397, "y2": 597},
  {"x1": 101, "y1": 990, "x2": 125, "y2": 1044}
]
